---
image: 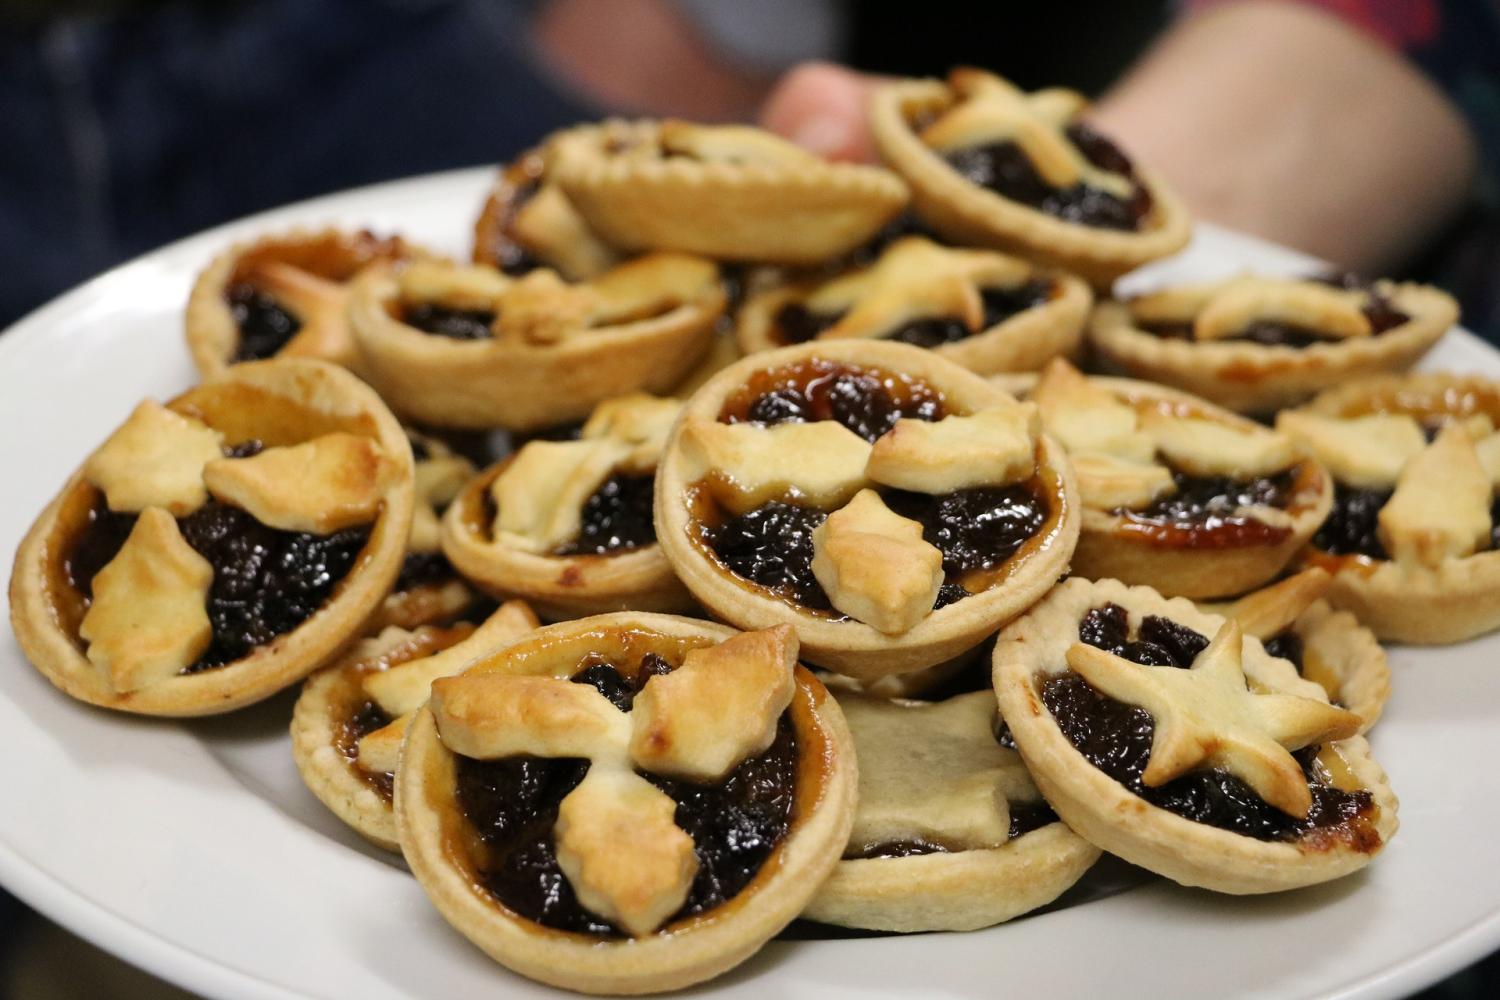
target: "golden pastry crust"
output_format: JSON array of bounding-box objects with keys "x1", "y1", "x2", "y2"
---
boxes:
[
  {"x1": 549, "y1": 119, "x2": 910, "y2": 266},
  {"x1": 802, "y1": 689, "x2": 1099, "y2": 932},
  {"x1": 869, "y1": 71, "x2": 1191, "y2": 287},
  {"x1": 348, "y1": 255, "x2": 724, "y2": 430},
  {"x1": 992, "y1": 578, "x2": 1399, "y2": 894},
  {"x1": 655, "y1": 340, "x2": 1080, "y2": 681},
  {"x1": 9, "y1": 359, "x2": 415, "y2": 716},
  {"x1": 1287, "y1": 373, "x2": 1500, "y2": 643},
  {"x1": 186, "y1": 227, "x2": 427, "y2": 379},
  {"x1": 1087, "y1": 279, "x2": 1458, "y2": 414},
  {"x1": 395, "y1": 612, "x2": 857, "y2": 995},
  {"x1": 734, "y1": 236, "x2": 1092, "y2": 375},
  {"x1": 471, "y1": 147, "x2": 621, "y2": 281},
  {"x1": 1033, "y1": 364, "x2": 1332, "y2": 599},
  {"x1": 290, "y1": 623, "x2": 477, "y2": 851}
]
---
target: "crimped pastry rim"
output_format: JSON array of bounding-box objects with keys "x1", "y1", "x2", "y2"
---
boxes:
[{"x1": 991, "y1": 577, "x2": 1399, "y2": 894}]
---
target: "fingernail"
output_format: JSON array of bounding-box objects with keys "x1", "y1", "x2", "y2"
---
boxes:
[{"x1": 791, "y1": 115, "x2": 851, "y2": 157}]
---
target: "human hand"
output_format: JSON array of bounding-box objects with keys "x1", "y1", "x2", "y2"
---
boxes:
[{"x1": 757, "y1": 61, "x2": 881, "y2": 163}]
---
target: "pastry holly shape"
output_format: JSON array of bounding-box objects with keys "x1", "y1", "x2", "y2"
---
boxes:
[{"x1": 1065, "y1": 619, "x2": 1360, "y2": 817}]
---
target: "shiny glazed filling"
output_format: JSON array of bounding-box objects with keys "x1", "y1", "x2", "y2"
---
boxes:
[
  {"x1": 941, "y1": 122, "x2": 1153, "y2": 231},
  {"x1": 66, "y1": 441, "x2": 370, "y2": 672},
  {"x1": 454, "y1": 653, "x2": 798, "y2": 935},
  {"x1": 720, "y1": 359, "x2": 946, "y2": 444},
  {"x1": 771, "y1": 281, "x2": 1055, "y2": 348},
  {"x1": 555, "y1": 473, "x2": 658, "y2": 557},
  {"x1": 1043, "y1": 604, "x2": 1376, "y2": 845},
  {"x1": 341, "y1": 701, "x2": 396, "y2": 800},
  {"x1": 228, "y1": 282, "x2": 301, "y2": 362},
  {"x1": 402, "y1": 302, "x2": 496, "y2": 341},
  {"x1": 1114, "y1": 467, "x2": 1299, "y2": 549}
]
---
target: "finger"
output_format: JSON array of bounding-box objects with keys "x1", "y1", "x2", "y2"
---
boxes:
[{"x1": 758, "y1": 61, "x2": 883, "y2": 163}]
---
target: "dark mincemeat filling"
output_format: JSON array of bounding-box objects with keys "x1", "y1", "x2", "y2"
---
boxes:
[
  {"x1": 491, "y1": 176, "x2": 545, "y2": 276},
  {"x1": 1140, "y1": 273, "x2": 1410, "y2": 348},
  {"x1": 845, "y1": 801, "x2": 1061, "y2": 860},
  {"x1": 228, "y1": 282, "x2": 301, "y2": 362},
  {"x1": 455, "y1": 653, "x2": 798, "y2": 936},
  {"x1": 705, "y1": 485, "x2": 1047, "y2": 614},
  {"x1": 341, "y1": 701, "x2": 396, "y2": 800},
  {"x1": 395, "y1": 551, "x2": 457, "y2": 591},
  {"x1": 942, "y1": 122, "x2": 1152, "y2": 231},
  {"x1": 1043, "y1": 603, "x2": 1374, "y2": 843},
  {"x1": 772, "y1": 280, "x2": 1054, "y2": 349},
  {"x1": 1115, "y1": 467, "x2": 1298, "y2": 548},
  {"x1": 1312, "y1": 482, "x2": 1393, "y2": 560},
  {"x1": 721, "y1": 359, "x2": 945, "y2": 444},
  {"x1": 403, "y1": 302, "x2": 496, "y2": 341},
  {"x1": 555, "y1": 473, "x2": 658, "y2": 557},
  {"x1": 66, "y1": 441, "x2": 369, "y2": 672},
  {"x1": 1263, "y1": 631, "x2": 1305, "y2": 672}
]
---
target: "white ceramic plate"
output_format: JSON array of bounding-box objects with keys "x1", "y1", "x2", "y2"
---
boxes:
[{"x1": 2, "y1": 168, "x2": 1498, "y2": 1000}]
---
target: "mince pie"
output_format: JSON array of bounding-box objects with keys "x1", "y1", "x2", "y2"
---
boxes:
[
  {"x1": 735, "y1": 236, "x2": 1092, "y2": 375},
  {"x1": 369, "y1": 430, "x2": 481, "y2": 631},
  {"x1": 291, "y1": 601, "x2": 538, "y2": 850},
  {"x1": 395, "y1": 614, "x2": 856, "y2": 994},
  {"x1": 547, "y1": 119, "x2": 909, "y2": 265},
  {"x1": 870, "y1": 68, "x2": 1190, "y2": 286},
  {"x1": 993, "y1": 578, "x2": 1398, "y2": 893},
  {"x1": 472, "y1": 146, "x2": 621, "y2": 281},
  {"x1": 442, "y1": 393, "x2": 695, "y2": 620},
  {"x1": 1206, "y1": 570, "x2": 1389, "y2": 734},
  {"x1": 1089, "y1": 274, "x2": 1458, "y2": 414},
  {"x1": 1279, "y1": 373, "x2": 1500, "y2": 643},
  {"x1": 348, "y1": 256, "x2": 724, "y2": 430},
  {"x1": 802, "y1": 688, "x2": 1098, "y2": 932},
  {"x1": 655, "y1": 340, "x2": 1080, "y2": 681},
  {"x1": 9, "y1": 359, "x2": 415, "y2": 716},
  {"x1": 1032, "y1": 359, "x2": 1331, "y2": 599},
  {"x1": 186, "y1": 227, "x2": 426, "y2": 379}
]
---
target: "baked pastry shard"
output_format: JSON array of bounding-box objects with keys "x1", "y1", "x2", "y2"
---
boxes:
[
  {"x1": 1032, "y1": 359, "x2": 1330, "y2": 599},
  {"x1": 472, "y1": 146, "x2": 621, "y2": 281},
  {"x1": 1088, "y1": 273, "x2": 1458, "y2": 414},
  {"x1": 1210, "y1": 570, "x2": 1390, "y2": 734},
  {"x1": 349, "y1": 254, "x2": 724, "y2": 430},
  {"x1": 1285, "y1": 373, "x2": 1500, "y2": 643},
  {"x1": 186, "y1": 228, "x2": 425, "y2": 379},
  {"x1": 442, "y1": 393, "x2": 694, "y2": 620},
  {"x1": 993, "y1": 578, "x2": 1398, "y2": 894},
  {"x1": 396, "y1": 613, "x2": 856, "y2": 994},
  {"x1": 803, "y1": 688, "x2": 1099, "y2": 932},
  {"x1": 735, "y1": 236, "x2": 1092, "y2": 375},
  {"x1": 870, "y1": 68, "x2": 1190, "y2": 286},
  {"x1": 548, "y1": 119, "x2": 909, "y2": 266},
  {"x1": 656, "y1": 340, "x2": 1079, "y2": 680},
  {"x1": 10, "y1": 359, "x2": 415, "y2": 716}
]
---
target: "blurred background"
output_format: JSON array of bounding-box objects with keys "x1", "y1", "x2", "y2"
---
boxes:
[{"x1": 1, "y1": 0, "x2": 1497, "y2": 996}]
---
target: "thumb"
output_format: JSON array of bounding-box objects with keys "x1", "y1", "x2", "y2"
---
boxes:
[{"x1": 758, "y1": 61, "x2": 883, "y2": 163}]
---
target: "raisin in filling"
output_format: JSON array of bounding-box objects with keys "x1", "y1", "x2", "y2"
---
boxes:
[
  {"x1": 403, "y1": 303, "x2": 496, "y2": 341},
  {"x1": 554, "y1": 473, "x2": 657, "y2": 556},
  {"x1": 720, "y1": 360, "x2": 945, "y2": 444},
  {"x1": 1043, "y1": 605, "x2": 1374, "y2": 843},
  {"x1": 1263, "y1": 632, "x2": 1305, "y2": 671},
  {"x1": 773, "y1": 282, "x2": 1054, "y2": 349},
  {"x1": 455, "y1": 654, "x2": 798, "y2": 935},
  {"x1": 705, "y1": 485, "x2": 1048, "y2": 614},
  {"x1": 227, "y1": 282, "x2": 301, "y2": 362},
  {"x1": 339, "y1": 701, "x2": 395, "y2": 800},
  {"x1": 942, "y1": 122, "x2": 1152, "y2": 231},
  {"x1": 1312, "y1": 482, "x2": 1393, "y2": 560},
  {"x1": 395, "y1": 551, "x2": 456, "y2": 591},
  {"x1": 66, "y1": 445, "x2": 370, "y2": 673},
  {"x1": 1116, "y1": 468, "x2": 1297, "y2": 548}
]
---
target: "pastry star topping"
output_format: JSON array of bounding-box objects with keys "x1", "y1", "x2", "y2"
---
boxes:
[
  {"x1": 83, "y1": 400, "x2": 224, "y2": 515},
  {"x1": 508, "y1": 181, "x2": 621, "y2": 281},
  {"x1": 1071, "y1": 453, "x2": 1176, "y2": 510},
  {"x1": 428, "y1": 627, "x2": 796, "y2": 937},
  {"x1": 1275, "y1": 411, "x2": 1427, "y2": 489},
  {"x1": 1065, "y1": 620, "x2": 1360, "y2": 817},
  {"x1": 1223, "y1": 569, "x2": 1332, "y2": 640},
  {"x1": 356, "y1": 601, "x2": 540, "y2": 775},
  {"x1": 811, "y1": 490, "x2": 944, "y2": 634},
  {"x1": 79, "y1": 508, "x2": 214, "y2": 693},
  {"x1": 492, "y1": 439, "x2": 631, "y2": 553},
  {"x1": 629, "y1": 624, "x2": 797, "y2": 782},
  {"x1": 203, "y1": 432, "x2": 394, "y2": 534},
  {"x1": 580, "y1": 393, "x2": 683, "y2": 474},
  {"x1": 841, "y1": 690, "x2": 1033, "y2": 852},
  {"x1": 680, "y1": 417, "x2": 873, "y2": 515},
  {"x1": 399, "y1": 260, "x2": 509, "y2": 312},
  {"x1": 241, "y1": 258, "x2": 355, "y2": 364},
  {"x1": 408, "y1": 441, "x2": 475, "y2": 555},
  {"x1": 1191, "y1": 278, "x2": 1372, "y2": 342},
  {"x1": 1377, "y1": 424, "x2": 1493, "y2": 569},
  {"x1": 1032, "y1": 359, "x2": 1155, "y2": 463},
  {"x1": 656, "y1": 120, "x2": 818, "y2": 166},
  {"x1": 494, "y1": 269, "x2": 598, "y2": 345},
  {"x1": 866, "y1": 401, "x2": 1039, "y2": 493},
  {"x1": 1141, "y1": 413, "x2": 1294, "y2": 479}
]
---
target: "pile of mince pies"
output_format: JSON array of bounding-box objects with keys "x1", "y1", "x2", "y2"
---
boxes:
[{"x1": 19, "y1": 67, "x2": 1490, "y2": 996}]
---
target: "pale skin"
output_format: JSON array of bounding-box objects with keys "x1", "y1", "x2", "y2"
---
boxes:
[{"x1": 756, "y1": 1, "x2": 1478, "y2": 274}]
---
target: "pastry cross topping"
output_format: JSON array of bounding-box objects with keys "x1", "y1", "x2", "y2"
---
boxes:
[
  {"x1": 242, "y1": 259, "x2": 356, "y2": 365},
  {"x1": 1065, "y1": 619, "x2": 1360, "y2": 817},
  {"x1": 428, "y1": 625, "x2": 798, "y2": 936}
]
